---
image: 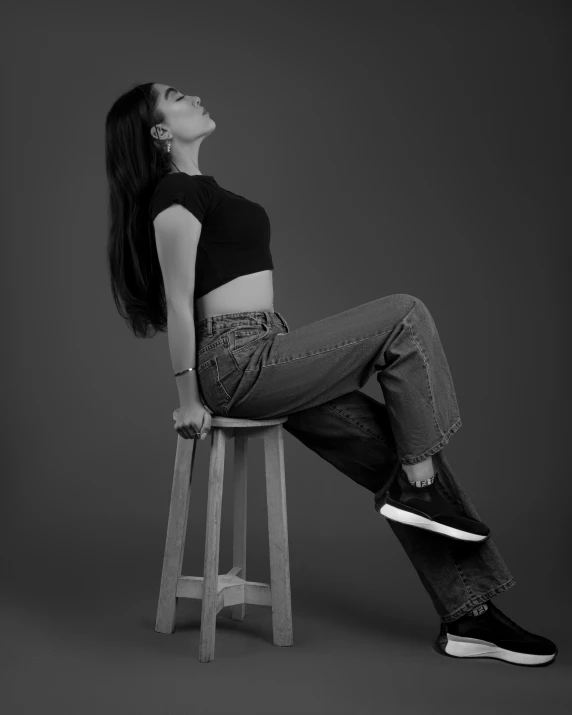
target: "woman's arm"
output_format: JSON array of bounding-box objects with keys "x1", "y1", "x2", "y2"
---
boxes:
[
  {"x1": 168, "y1": 303, "x2": 203, "y2": 407},
  {"x1": 154, "y1": 204, "x2": 203, "y2": 408}
]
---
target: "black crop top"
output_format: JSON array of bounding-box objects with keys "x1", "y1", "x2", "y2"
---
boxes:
[{"x1": 149, "y1": 172, "x2": 274, "y2": 299}]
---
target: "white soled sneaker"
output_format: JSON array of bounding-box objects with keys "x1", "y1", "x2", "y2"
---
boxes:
[
  {"x1": 433, "y1": 601, "x2": 558, "y2": 666},
  {"x1": 377, "y1": 468, "x2": 491, "y2": 542}
]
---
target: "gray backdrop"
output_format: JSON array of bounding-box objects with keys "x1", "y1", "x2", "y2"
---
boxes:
[{"x1": 1, "y1": 1, "x2": 570, "y2": 713}]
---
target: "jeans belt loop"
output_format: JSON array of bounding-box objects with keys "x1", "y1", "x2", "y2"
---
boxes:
[{"x1": 274, "y1": 310, "x2": 286, "y2": 332}]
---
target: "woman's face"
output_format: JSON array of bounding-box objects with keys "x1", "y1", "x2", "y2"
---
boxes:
[{"x1": 152, "y1": 83, "x2": 215, "y2": 142}]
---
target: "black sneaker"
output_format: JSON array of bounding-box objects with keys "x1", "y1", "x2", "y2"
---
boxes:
[
  {"x1": 433, "y1": 600, "x2": 558, "y2": 666},
  {"x1": 377, "y1": 468, "x2": 490, "y2": 542}
]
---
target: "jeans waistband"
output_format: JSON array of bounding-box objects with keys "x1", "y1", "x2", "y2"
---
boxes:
[{"x1": 196, "y1": 310, "x2": 289, "y2": 338}]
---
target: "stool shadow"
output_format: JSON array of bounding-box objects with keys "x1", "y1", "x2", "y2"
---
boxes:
[{"x1": 169, "y1": 590, "x2": 429, "y2": 648}]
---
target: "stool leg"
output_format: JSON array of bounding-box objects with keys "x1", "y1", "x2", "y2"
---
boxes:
[
  {"x1": 263, "y1": 425, "x2": 294, "y2": 647},
  {"x1": 156, "y1": 435, "x2": 198, "y2": 634},
  {"x1": 231, "y1": 435, "x2": 248, "y2": 621},
  {"x1": 199, "y1": 427, "x2": 227, "y2": 663}
]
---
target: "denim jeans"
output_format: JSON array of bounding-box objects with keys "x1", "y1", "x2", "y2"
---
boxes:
[{"x1": 195, "y1": 294, "x2": 516, "y2": 622}]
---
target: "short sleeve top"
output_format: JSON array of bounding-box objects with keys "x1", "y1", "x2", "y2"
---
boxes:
[{"x1": 149, "y1": 172, "x2": 274, "y2": 299}]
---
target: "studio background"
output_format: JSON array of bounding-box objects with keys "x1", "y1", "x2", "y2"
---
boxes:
[{"x1": 1, "y1": 1, "x2": 570, "y2": 713}]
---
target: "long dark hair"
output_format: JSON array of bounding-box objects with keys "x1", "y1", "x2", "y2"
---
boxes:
[{"x1": 105, "y1": 82, "x2": 172, "y2": 338}]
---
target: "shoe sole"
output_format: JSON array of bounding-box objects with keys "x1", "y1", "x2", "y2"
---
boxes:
[
  {"x1": 433, "y1": 635, "x2": 557, "y2": 666},
  {"x1": 378, "y1": 502, "x2": 489, "y2": 542}
]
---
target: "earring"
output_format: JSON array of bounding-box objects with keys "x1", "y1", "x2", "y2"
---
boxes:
[{"x1": 167, "y1": 140, "x2": 171, "y2": 153}]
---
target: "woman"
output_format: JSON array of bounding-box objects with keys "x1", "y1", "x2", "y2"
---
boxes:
[{"x1": 105, "y1": 81, "x2": 557, "y2": 666}]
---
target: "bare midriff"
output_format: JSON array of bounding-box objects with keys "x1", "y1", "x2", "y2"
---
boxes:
[{"x1": 194, "y1": 270, "x2": 274, "y2": 323}]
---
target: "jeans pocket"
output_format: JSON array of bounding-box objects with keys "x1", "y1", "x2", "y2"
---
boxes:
[{"x1": 197, "y1": 356, "x2": 231, "y2": 414}]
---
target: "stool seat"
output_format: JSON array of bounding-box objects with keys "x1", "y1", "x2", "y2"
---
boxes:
[
  {"x1": 158, "y1": 412, "x2": 293, "y2": 662},
  {"x1": 172, "y1": 409, "x2": 288, "y2": 429}
]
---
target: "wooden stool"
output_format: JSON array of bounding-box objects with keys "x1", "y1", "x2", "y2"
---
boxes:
[{"x1": 155, "y1": 413, "x2": 294, "y2": 662}]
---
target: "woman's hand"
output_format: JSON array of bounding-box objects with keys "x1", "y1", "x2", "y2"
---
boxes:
[{"x1": 173, "y1": 402, "x2": 215, "y2": 440}]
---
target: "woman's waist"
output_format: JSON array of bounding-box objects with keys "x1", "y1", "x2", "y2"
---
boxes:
[{"x1": 194, "y1": 271, "x2": 274, "y2": 322}]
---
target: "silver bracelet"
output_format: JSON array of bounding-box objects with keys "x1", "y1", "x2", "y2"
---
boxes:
[{"x1": 174, "y1": 366, "x2": 196, "y2": 377}]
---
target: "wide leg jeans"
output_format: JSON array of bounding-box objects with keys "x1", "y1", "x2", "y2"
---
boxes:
[{"x1": 195, "y1": 294, "x2": 516, "y2": 622}]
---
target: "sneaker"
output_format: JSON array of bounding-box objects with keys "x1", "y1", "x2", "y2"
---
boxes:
[
  {"x1": 433, "y1": 600, "x2": 558, "y2": 666},
  {"x1": 377, "y1": 468, "x2": 491, "y2": 542}
]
